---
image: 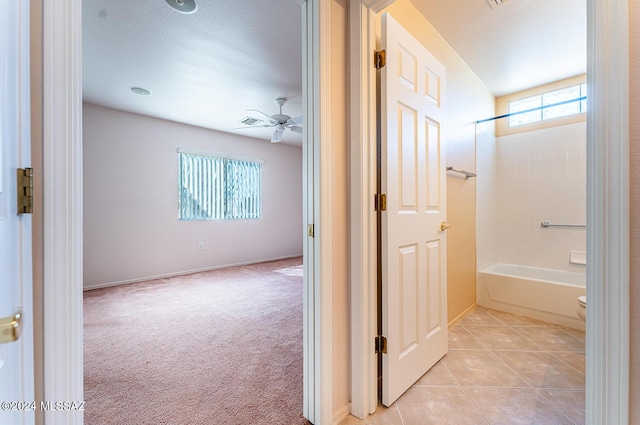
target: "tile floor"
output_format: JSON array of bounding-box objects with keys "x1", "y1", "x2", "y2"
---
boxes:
[{"x1": 340, "y1": 307, "x2": 586, "y2": 425}]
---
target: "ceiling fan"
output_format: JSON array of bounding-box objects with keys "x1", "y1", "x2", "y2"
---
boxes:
[{"x1": 233, "y1": 98, "x2": 303, "y2": 143}]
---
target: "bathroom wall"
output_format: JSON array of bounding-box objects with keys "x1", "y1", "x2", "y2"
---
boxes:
[{"x1": 478, "y1": 121, "x2": 586, "y2": 273}]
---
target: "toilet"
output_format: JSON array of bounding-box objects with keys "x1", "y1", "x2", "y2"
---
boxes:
[{"x1": 577, "y1": 295, "x2": 586, "y2": 321}]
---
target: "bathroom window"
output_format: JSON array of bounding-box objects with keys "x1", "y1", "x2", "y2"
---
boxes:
[
  {"x1": 509, "y1": 83, "x2": 587, "y2": 127},
  {"x1": 178, "y1": 150, "x2": 262, "y2": 220}
]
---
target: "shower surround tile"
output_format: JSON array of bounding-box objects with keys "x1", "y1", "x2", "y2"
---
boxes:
[
  {"x1": 477, "y1": 122, "x2": 587, "y2": 272},
  {"x1": 340, "y1": 307, "x2": 586, "y2": 425}
]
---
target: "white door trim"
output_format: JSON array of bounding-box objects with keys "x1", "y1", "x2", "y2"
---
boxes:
[
  {"x1": 301, "y1": 0, "x2": 333, "y2": 423},
  {"x1": 349, "y1": 1, "x2": 397, "y2": 417},
  {"x1": 348, "y1": 1, "x2": 378, "y2": 418},
  {"x1": 42, "y1": 0, "x2": 84, "y2": 423},
  {"x1": 41, "y1": 0, "x2": 331, "y2": 424},
  {"x1": 348, "y1": 0, "x2": 631, "y2": 421},
  {"x1": 585, "y1": 0, "x2": 630, "y2": 423}
]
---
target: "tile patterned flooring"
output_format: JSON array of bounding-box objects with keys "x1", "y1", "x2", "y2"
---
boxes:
[{"x1": 340, "y1": 307, "x2": 586, "y2": 425}]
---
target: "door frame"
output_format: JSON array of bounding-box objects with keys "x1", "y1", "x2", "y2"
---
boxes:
[
  {"x1": 348, "y1": 0, "x2": 631, "y2": 422},
  {"x1": 40, "y1": 0, "x2": 333, "y2": 424}
]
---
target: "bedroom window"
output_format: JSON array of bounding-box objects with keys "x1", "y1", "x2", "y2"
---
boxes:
[
  {"x1": 178, "y1": 151, "x2": 262, "y2": 220},
  {"x1": 509, "y1": 83, "x2": 587, "y2": 127}
]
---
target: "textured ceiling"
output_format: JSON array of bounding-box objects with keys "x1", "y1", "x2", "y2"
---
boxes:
[
  {"x1": 408, "y1": 0, "x2": 587, "y2": 97},
  {"x1": 83, "y1": 0, "x2": 303, "y2": 145},
  {"x1": 83, "y1": 0, "x2": 586, "y2": 145}
]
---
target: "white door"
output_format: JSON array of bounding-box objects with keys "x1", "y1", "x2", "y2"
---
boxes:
[
  {"x1": 380, "y1": 13, "x2": 448, "y2": 406},
  {"x1": 0, "y1": 1, "x2": 35, "y2": 424}
]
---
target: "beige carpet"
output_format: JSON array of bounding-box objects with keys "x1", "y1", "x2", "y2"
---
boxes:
[{"x1": 83, "y1": 257, "x2": 310, "y2": 425}]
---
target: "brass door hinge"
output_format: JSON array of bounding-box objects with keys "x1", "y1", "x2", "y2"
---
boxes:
[
  {"x1": 17, "y1": 167, "x2": 33, "y2": 215},
  {"x1": 0, "y1": 311, "x2": 22, "y2": 345},
  {"x1": 375, "y1": 335, "x2": 387, "y2": 354},
  {"x1": 308, "y1": 224, "x2": 314, "y2": 238},
  {"x1": 374, "y1": 49, "x2": 386, "y2": 69},
  {"x1": 374, "y1": 193, "x2": 387, "y2": 212}
]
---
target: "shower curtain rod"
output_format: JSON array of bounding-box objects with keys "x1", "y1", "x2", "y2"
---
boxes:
[{"x1": 476, "y1": 96, "x2": 587, "y2": 124}]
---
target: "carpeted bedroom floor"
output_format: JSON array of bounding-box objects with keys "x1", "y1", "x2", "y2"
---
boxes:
[{"x1": 83, "y1": 257, "x2": 310, "y2": 425}]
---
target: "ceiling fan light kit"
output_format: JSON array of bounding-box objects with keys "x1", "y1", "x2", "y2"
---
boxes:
[{"x1": 232, "y1": 97, "x2": 303, "y2": 143}]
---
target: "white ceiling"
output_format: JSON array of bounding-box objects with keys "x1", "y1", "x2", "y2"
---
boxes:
[
  {"x1": 82, "y1": 0, "x2": 303, "y2": 145},
  {"x1": 83, "y1": 0, "x2": 586, "y2": 144},
  {"x1": 408, "y1": 0, "x2": 587, "y2": 97}
]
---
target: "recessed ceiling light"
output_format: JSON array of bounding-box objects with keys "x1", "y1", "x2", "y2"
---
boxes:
[
  {"x1": 130, "y1": 87, "x2": 152, "y2": 96},
  {"x1": 165, "y1": 0, "x2": 198, "y2": 14}
]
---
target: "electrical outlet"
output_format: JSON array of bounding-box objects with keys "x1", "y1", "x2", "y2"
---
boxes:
[{"x1": 198, "y1": 242, "x2": 204, "y2": 250}]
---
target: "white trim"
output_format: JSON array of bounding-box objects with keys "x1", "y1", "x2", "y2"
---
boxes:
[
  {"x1": 301, "y1": 0, "x2": 333, "y2": 422},
  {"x1": 332, "y1": 403, "x2": 351, "y2": 425},
  {"x1": 299, "y1": 0, "x2": 337, "y2": 423},
  {"x1": 42, "y1": 0, "x2": 84, "y2": 423},
  {"x1": 301, "y1": 2, "x2": 315, "y2": 421},
  {"x1": 348, "y1": 1, "x2": 379, "y2": 419},
  {"x1": 350, "y1": 0, "x2": 397, "y2": 419},
  {"x1": 586, "y1": 0, "x2": 630, "y2": 423}
]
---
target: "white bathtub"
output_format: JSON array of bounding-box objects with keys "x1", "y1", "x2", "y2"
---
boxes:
[{"x1": 477, "y1": 263, "x2": 586, "y2": 330}]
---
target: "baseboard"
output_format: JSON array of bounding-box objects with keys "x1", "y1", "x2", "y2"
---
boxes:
[
  {"x1": 83, "y1": 254, "x2": 303, "y2": 291},
  {"x1": 448, "y1": 303, "x2": 478, "y2": 328},
  {"x1": 332, "y1": 403, "x2": 351, "y2": 425}
]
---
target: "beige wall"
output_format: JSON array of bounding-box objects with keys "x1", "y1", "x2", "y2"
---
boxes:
[
  {"x1": 330, "y1": 0, "x2": 351, "y2": 420},
  {"x1": 630, "y1": 0, "x2": 640, "y2": 421},
  {"x1": 379, "y1": 0, "x2": 495, "y2": 324}
]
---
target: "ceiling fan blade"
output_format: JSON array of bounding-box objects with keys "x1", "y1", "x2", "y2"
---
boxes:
[
  {"x1": 289, "y1": 125, "x2": 303, "y2": 134},
  {"x1": 230, "y1": 124, "x2": 275, "y2": 130},
  {"x1": 271, "y1": 128, "x2": 284, "y2": 143},
  {"x1": 289, "y1": 115, "x2": 303, "y2": 125},
  {"x1": 247, "y1": 108, "x2": 276, "y2": 122}
]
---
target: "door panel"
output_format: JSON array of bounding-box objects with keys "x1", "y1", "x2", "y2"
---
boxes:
[
  {"x1": 381, "y1": 13, "x2": 448, "y2": 406},
  {"x1": 0, "y1": 1, "x2": 34, "y2": 424}
]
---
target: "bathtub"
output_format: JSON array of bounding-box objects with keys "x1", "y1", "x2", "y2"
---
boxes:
[{"x1": 477, "y1": 263, "x2": 586, "y2": 330}]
